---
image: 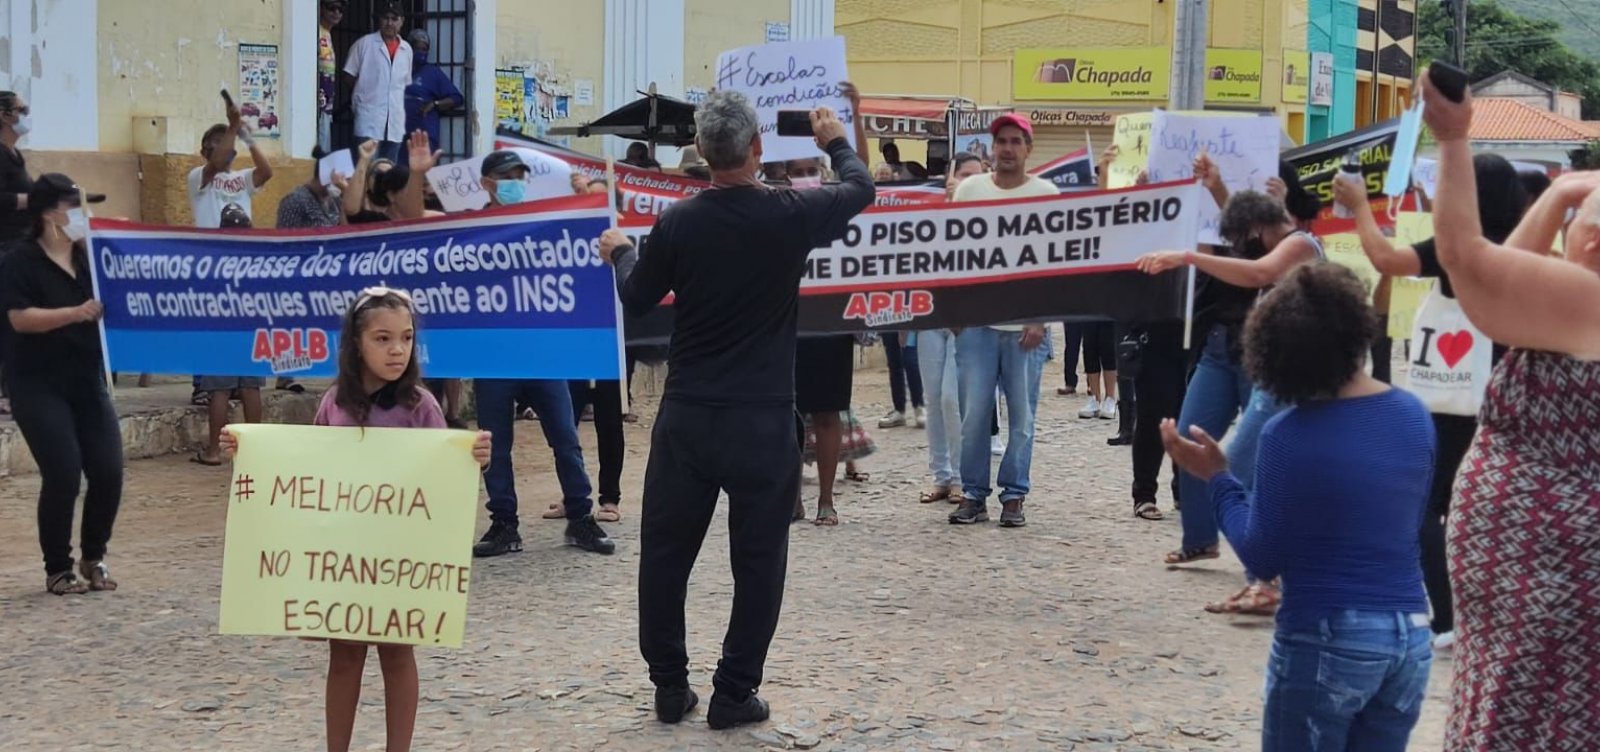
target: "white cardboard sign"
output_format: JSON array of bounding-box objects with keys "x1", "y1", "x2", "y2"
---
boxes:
[
  {"x1": 715, "y1": 36, "x2": 857, "y2": 164},
  {"x1": 1147, "y1": 111, "x2": 1281, "y2": 246},
  {"x1": 425, "y1": 148, "x2": 576, "y2": 213}
]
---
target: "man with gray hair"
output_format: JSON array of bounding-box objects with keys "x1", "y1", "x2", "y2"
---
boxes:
[{"x1": 598, "y1": 88, "x2": 875, "y2": 729}]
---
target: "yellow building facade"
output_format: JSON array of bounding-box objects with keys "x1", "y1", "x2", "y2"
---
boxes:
[{"x1": 839, "y1": 0, "x2": 1310, "y2": 164}]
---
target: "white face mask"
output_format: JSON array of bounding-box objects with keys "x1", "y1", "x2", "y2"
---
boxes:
[
  {"x1": 61, "y1": 208, "x2": 89, "y2": 242},
  {"x1": 790, "y1": 175, "x2": 823, "y2": 191},
  {"x1": 11, "y1": 114, "x2": 32, "y2": 136}
]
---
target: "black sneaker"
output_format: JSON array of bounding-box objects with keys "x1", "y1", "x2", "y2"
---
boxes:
[
  {"x1": 949, "y1": 499, "x2": 989, "y2": 525},
  {"x1": 1106, "y1": 432, "x2": 1133, "y2": 446},
  {"x1": 472, "y1": 521, "x2": 522, "y2": 558},
  {"x1": 707, "y1": 691, "x2": 770, "y2": 730},
  {"x1": 1000, "y1": 499, "x2": 1027, "y2": 528},
  {"x1": 655, "y1": 686, "x2": 699, "y2": 724},
  {"x1": 565, "y1": 515, "x2": 617, "y2": 555}
]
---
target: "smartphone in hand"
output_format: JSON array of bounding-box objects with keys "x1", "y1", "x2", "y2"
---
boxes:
[
  {"x1": 776, "y1": 110, "x2": 814, "y2": 137},
  {"x1": 1427, "y1": 62, "x2": 1470, "y2": 104}
]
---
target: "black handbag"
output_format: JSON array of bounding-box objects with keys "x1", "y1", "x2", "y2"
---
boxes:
[{"x1": 1116, "y1": 329, "x2": 1147, "y2": 379}]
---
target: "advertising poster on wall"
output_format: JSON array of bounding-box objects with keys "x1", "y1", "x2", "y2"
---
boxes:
[{"x1": 237, "y1": 43, "x2": 281, "y2": 138}]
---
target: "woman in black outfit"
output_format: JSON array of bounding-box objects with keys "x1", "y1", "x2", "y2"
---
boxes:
[
  {"x1": 0, "y1": 173, "x2": 122, "y2": 595},
  {"x1": 1, "y1": 91, "x2": 38, "y2": 413},
  {"x1": 1333, "y1": 152, "x2": 1527, "y2": 648}
]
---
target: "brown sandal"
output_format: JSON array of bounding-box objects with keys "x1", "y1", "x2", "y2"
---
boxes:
[
  {"x1": 47, "y1": 570, "x2": 89, "y2": 595},
  {"x1": 596, "y1": 504, "x2": 622, "y2": 522},
  {"x1": 919, "y1": 486, "x2": 953, "y2": 504},
  {"x1": 542, "y1": 502, "x2": 566, "y2": 520},
  {"x1": 79, "y1": 561, "x2": 118, "y2": 591},
  {"x1": 1163, "y1": 546, "x2": 1220, "y2": 566},
  {"x1": 1204, "y1": 584, "x2": 1279, "y2": 615}
]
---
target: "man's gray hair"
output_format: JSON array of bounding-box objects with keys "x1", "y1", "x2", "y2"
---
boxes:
[
  {"x1": 694, "y1": 90, "x2": 760, "y2": 171},
  {"x1": 407, "y1": 29, "x2": 430, "y2": 46}
]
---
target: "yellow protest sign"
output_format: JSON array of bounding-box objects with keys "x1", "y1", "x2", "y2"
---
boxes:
[
  {"x1": 1108, "y1": 112, "x2": 1154, "y2": 189},
  {"x1": 1283, "y1": 50, "x2": 1310, "y2": 104},
  {"x1": 1389, "y1": 212, "x2": 1438, "y2": 338},
  {"x1": 219, "y1": 424, "x2": 480, "y2": 648},
  {"x1": 1205, "y1": 49, "x2": 1264, "y2": 104},
  {"x1": 1323, "y1": 232, "x2": 1381, "y2": 301},
  {"x1": 1014, "y1": 47, "x2": 1171, "y2": 101}
]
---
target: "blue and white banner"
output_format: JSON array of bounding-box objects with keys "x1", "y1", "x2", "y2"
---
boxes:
[{"x1": 88, "y1": 194, "x2": 623, "y2": 380}]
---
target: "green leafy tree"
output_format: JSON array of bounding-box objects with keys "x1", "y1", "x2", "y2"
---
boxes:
[{"x1": 1418, "y1": 0, "x2": 1600, "y2": 119}]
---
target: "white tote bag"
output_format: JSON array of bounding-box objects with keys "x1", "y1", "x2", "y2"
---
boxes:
[{"x1": 1406, "y1": 291, "x2": 1494, "y2": 416}]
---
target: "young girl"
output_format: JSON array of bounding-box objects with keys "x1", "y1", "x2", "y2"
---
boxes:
[{"x1": 221, "y1": 286, "x2": 490, "y2": 752}]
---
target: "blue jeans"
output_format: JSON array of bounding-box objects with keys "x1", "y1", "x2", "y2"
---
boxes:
[
  {"x1": 475, "y1": 378, "x2": 593, "y2": 523},
  {"x1": 1177, "y1": 326, "x2": 1253, "y2": 550},
  {"x1": 1263, "y1": 610, "x2": 1433, "y2": 752},
  {"x1": 918, "y1": 329, "x2": 961, "y2": 488},
  {"x1": 956, "y1": 327, "x2": 1045, "y2": 503},
  {"x1": 1229, "y1": 387, "x2": 1287, "y2": 491}
]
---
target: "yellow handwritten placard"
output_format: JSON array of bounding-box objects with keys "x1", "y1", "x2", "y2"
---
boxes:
[
  {"x1": 1389, "y1": 212, "x2": 1438, "y2": 338},
  {"x1": 220, "y1": 425, "x2": 480, "y2": 648},
  {"x1": 1108, "y1": 112, "x2": 1154, "y2": 189},
  {"x1": 1323, "y1": 232, "x2": 1381, "y2": 300}
]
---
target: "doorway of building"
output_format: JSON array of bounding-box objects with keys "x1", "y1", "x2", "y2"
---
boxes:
[{"x1": 330, "y1": 0, "x2": 474, "y2": 163}]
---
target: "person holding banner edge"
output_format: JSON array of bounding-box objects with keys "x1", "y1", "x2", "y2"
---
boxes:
[
  {"x1": 597, "y1": 89, "x2": 875, "y2": 728},
  {"x1": 1138, "y1": 168, "x2": 1324, "y2": 616},
  {"x1": 468, "y1": 148, "x2": 616, "y2": 557},
  {"x1": 0, "y1": 173, "x2": 122, "y2": 595},
  {"x1": 947, "y1": 114, "x2": 1055, "y2": 529}
]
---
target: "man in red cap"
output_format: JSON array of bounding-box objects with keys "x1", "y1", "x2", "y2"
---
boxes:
[{"x1": 947, "y1": 113, "x2": 1057, "y2": 529}]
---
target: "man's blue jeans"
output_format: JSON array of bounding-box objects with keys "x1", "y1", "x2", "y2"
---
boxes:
[
  {"x1": 917, "y1": 329, "x2": 961, "y2": 488},
  {"x1": 955, "y1": 327, "x2": 1045, "y2": 503},
  {"x1": 475, "y1": 378, "x2": 593, "y2": 523},
  {"x1": 1177, "y1": 326, "x2": 1253, "y2": 551},
  {"x1": 1263, "y1": 610, "x2": 1432, "y2": 752}
]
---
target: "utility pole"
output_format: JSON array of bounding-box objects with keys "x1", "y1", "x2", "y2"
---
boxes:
[
  {"x1": 1169, "y1": 0, "x2": 1209, "y2": 112},
  {"x1": 1451, "y1": 0, "x2": 1468, "y2": 67}
]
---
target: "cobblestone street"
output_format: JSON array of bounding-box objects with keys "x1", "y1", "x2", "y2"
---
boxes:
[{"x1": 0, "y1": 364, "x2": 1451, "y2": 751}]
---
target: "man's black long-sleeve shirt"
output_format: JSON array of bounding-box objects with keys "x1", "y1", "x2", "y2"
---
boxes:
[{"x1": 613, "y1": 137, "x2": 874, "y2": 406}]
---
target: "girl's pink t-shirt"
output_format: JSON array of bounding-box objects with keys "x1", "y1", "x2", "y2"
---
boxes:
[{"x1": 313, "y1": 385, "x2": 448, "y2": 428}]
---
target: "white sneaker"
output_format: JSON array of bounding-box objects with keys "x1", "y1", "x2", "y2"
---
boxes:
[
  {"x1": 913, "y1": 406, "x2": 927, "y2": 428},
  {"x1": 1100, "y1": 399, "x2": 1117, "y2": 421},
  {"x1": 878, "y1": 410, "x2": 906, "y2": 429},
  {"x1": 1433, "y1": 631, "x2": 1455, "y2": 651},
  {"x1": 1078, "y1": 396, "x2": 1100, "y2": 419},
  {"x1": 990, "y1": 435, "x2": 1006, "y2": 456}
]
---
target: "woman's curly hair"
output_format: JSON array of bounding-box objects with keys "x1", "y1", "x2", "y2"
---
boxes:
[
  {"x1": 1243, "y1": 262, "x2": 1378, "y2": 404},
  {"x1": 1219, "y1": 190, "x2": 1292, "y2": 247}
]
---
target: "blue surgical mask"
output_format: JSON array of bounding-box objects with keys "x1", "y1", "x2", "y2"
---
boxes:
[
  {"x1": 412, "y1": 52, "x2": 428, "y2": 71},
  {"x1": 495, "y1": 179, "x2": 526, "y2": 205}
]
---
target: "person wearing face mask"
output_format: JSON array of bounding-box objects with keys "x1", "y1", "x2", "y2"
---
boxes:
[
  {"x1": 464, "y1": 149, "x2": 616, "y2": 558},
  {"x1": 400, "y1": 29, "x2": 462, "y2": 167},
  {"x1": 0, "y1": 173, "x2": 124, "y2": 595},
  {"x1": 0, "y1": 90, "x2": 36, "y2": 415}
]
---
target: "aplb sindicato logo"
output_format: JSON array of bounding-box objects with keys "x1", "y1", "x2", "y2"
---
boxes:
[
  {"x1": 252, "y1": 328, "x2": 331, "y2": 374},
  {"x1": 842, "y1": 290, "x2": 934, "y2": 328}
]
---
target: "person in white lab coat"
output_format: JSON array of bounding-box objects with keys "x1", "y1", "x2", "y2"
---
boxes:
[{"x1": 340, "y1": 1, "x2": 411, "y2": 162}]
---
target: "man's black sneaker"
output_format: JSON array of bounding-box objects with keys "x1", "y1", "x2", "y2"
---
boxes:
[
  {"x1": 948, "y1": 500, "x2": 989, "y2": 524},
  {"x1": 1000, "y1": 499, "x2": 1027, "y2": 528},
  {"x1": 655, "y1": 686, "x2": 699, "y2": 724},
  {"x1": 707, "y1": 691, "x2": 770, "y2": 730},
  {"x1": 565, "y1": 515, "x2": 617, "y2": 555},
  {"x1": 472, "y1": 521, "x2": 522, "y2": 558}
]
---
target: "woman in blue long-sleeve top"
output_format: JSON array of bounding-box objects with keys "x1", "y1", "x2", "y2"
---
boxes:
[{"x1": 1162, "y1": 262, "x2": 1436, "y2": 752}]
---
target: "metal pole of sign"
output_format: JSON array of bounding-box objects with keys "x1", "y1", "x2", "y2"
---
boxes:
[
  {"x1": 1170, "y1": 0, "x2": 1208, "y2": 350},
  {"x1": 605, "y1": 157, "x2": 629, "y2": 417}
]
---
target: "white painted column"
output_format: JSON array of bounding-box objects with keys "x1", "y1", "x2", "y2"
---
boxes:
[
  {"x1": 603, "y1": 0, "x2": 684, "y2": 160},
  {"x1": 6, "y1": 0, "x2": 99, "y2": 150},
  {"x1": 789, "y1": 0, "x2": 836, "y2": 41},
  {"x1": 282, "y1": 0, "x2": 316, "y2": 158},
  {"x1": 472, "y1": 0, "x2": 497, "y2": 156}
]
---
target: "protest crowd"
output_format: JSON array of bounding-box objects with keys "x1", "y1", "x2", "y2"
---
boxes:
[{"x1": 2, "y1": 1, "x2": 1599, "y2": 750}]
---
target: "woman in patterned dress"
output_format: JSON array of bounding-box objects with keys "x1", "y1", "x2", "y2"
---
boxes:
[{"x1": 1424, "y1": 75, "x2": 1600, "y2": 749}]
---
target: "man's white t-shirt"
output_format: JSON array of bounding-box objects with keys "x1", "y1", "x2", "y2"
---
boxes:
[
  {"x1": 188, "y1": 167, "x2": 259, "y2": 228},
  {"x1": 952, "y1": 173, "x2": 1059, "y2": 332}
]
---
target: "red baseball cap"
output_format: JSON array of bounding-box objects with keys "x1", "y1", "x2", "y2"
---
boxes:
[{"x1": 989, "y1": 113, "x2": 1033, "y2": 138}]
